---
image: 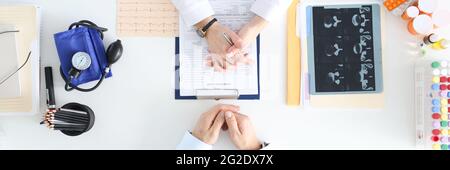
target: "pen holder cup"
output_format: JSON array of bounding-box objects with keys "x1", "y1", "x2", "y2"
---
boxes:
[{"x1": 59, "y1": 103, "x2": 95, "y2": 136}]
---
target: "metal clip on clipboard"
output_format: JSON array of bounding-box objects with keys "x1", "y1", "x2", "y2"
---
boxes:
[{"x1": 195, "y1": 89, "x2": 240, "y2": 100}]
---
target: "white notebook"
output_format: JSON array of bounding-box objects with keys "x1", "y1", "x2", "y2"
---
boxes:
[{"x1": 0, "y1": 25, "x2": 21, "y2": 99}]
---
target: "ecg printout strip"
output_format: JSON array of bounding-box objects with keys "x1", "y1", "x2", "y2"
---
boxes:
[{"x1": 117, "y1": 0, "x2": 179, "y2": 37}]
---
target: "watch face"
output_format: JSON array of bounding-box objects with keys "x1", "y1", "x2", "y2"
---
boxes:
[
  {"x1": 196, "y1": 29, "x2": 206, "y2": 38},
  {"x1": 72, "y1": 52, "x2": 92, "y2": 71}
]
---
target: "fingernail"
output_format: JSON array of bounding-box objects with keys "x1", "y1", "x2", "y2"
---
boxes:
[{"x1": 225, "y1": 111, "x2": 233, "y2": 119}]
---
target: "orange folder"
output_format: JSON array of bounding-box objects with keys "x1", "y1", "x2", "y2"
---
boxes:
[{"x1": 287, "y1": 0, "x2": 301, "y2": 106}]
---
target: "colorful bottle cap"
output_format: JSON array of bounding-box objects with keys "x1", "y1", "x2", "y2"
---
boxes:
[
  {"x1": 441, "y1": 137, "x2": 449, "y2": 143},
  {"x1": 441, "y1": 114, "x2": 448, "y2": 120},
  {"x1": 432, "y1": 143, "x2": 441, "y2": 150},
  {"x1": 441, "y1": 69, "x2": 448, "y2": 76},
  {"x1": 433, "y1": 121, "x2": 441, "y2": 128},
  {"x1": 432, "y1": 136, "x2": 440, "y2": 142},
  {"x1": 441, "y1": 144, "x2": 448, "y2": 150},
  {"x1": 441, "y1": 107, "x2": 447, "y2": 113},
  {"x1": 432, "y1": 107, "x2": 439, "y2": 112},
  {"x1": 409, "y1": 15, "x2": 433, "y2": 35},
  {"x1": 441, "y1": 61, "x2": 449, "y2": 68},
  {"x1": 424, "y1": 33, "x2": 437, "y2": 45},
  {"x1": 447, "y1": 77, "x2": 450, "y2": 82},
  {"x1": 432, "y1": 61, "x2": 441, "y2": 68},
  {"x1": 448, "y1": 92, "x2": 450, "y2": 98},
  {"x1": 441, "y1": 91, "x2": 447, "y2": 97},
  {"x1": 433, "y1": 129, "x2": 441, "y2": 135},
  {"x1": 433, "y1": 77, "x2": 441, "y2": 83},
  {"x1": 402, "y1": 6, "x2": 419, "y2": 20},
  {"x1": 432, "y1": 113, "x2": 441, "y2": 119},
  {"x1": 442, "y1": 129, "x2": 448, "y2": 135},
  {"x1": 433, "y1": 69, "x2": 440, "y2": 75},
  {"x1": 432, "y1": 99, "x2": 440, "y2": 105},
  {"x1": 441, "y1": 121, "x2": 448, "y2": 127},
  {"x1": 441, "y1": 76, "x2": 447, "y2": 82},
  {"x1": 441, "y1": 99, "x2": 447, "y2": 105},
  {"x1": 440, "y1": 84, "x2": 446, "y2": 90},
  {"x1": 432, "y1": 84, "x2": 440, "y2": 90}
]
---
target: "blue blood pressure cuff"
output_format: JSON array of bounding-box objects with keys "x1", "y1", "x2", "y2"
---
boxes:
[{"x1": 54, "y1": 27, "x2": 112, "y2": 86}]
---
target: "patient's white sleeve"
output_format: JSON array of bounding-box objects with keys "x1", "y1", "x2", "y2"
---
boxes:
[{"x1": 176, "y1": 131, "x2": 213, "y2": 150}]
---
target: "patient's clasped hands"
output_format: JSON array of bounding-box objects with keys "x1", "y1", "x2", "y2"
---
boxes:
[
  {"x1": 192, "y1": 104, "x2": 262, "y2": 150},
  {"x1": 195, "y1": 16, "x2": 268, "y2": 72}
]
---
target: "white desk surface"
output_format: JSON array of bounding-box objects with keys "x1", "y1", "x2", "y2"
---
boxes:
[{"x1": 0, "y1": 0, "x2": 449, "y2": 150}]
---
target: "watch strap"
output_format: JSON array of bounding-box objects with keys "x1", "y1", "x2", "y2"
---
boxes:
[{"x1": 202, "y1": 18, "x2": 218, "y2": 33}]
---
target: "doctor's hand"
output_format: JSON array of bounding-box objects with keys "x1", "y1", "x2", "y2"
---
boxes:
[
  {"x1": 191, "y1": 104, "x2": 240, "y2": 145},
  {"x1": 225, "y1": 111, "x2": 262, "y2": 150},
  {"x1": 227, "y1": 16, "x2": 268, "y2": 55},
  {"x1": 196, "y1": 17, "x2": 242, "y2": 71}
]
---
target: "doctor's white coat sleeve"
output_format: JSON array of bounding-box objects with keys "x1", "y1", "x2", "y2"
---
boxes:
[
  {"x1": 170, "y1": 0, "x2": 215, "y2": 26},
  {"x1": 171, "y1": 0, "x2": 293, "y2": 26},
  {"x1": 250, "y1": 0, "x2": 293, "y2": 22}
]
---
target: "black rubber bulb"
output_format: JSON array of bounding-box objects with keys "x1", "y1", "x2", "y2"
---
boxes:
[{"x1": 106, "y1": 40, "x2": 123, "y2": 65}]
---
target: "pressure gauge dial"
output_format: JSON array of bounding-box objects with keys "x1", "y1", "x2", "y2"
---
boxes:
[{"x1": 72, "y1": 52, "x2": 92, "y2": 71}]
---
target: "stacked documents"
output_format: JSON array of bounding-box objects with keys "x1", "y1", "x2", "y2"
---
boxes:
[
  {"x1": 0, "y1": 25, "x2": 21, "y2": 99},
  {"x1": 0, "y1": 5, "x2": 40, "y2": 115}
]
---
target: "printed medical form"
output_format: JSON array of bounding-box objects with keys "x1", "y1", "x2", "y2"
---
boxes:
[{"x1": 178, "y1": 0, "x2": 259, "y2": 97}]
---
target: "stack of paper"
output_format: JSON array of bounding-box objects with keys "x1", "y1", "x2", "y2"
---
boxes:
[
  {"x1": 0, "y1": 25, "x2": 21, "y2": 99},
  {"x1": 0, "y1": 5, "x2": 40, "y2": 115}
]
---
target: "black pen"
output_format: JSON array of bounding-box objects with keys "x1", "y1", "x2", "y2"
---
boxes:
[{"x1": 45, "y1": 67, "x2": 56, "y2": 109}]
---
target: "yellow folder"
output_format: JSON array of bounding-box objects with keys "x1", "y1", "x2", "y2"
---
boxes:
[{"x1": 287, "y1": 0, "x2": 301, "y2": 106}]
